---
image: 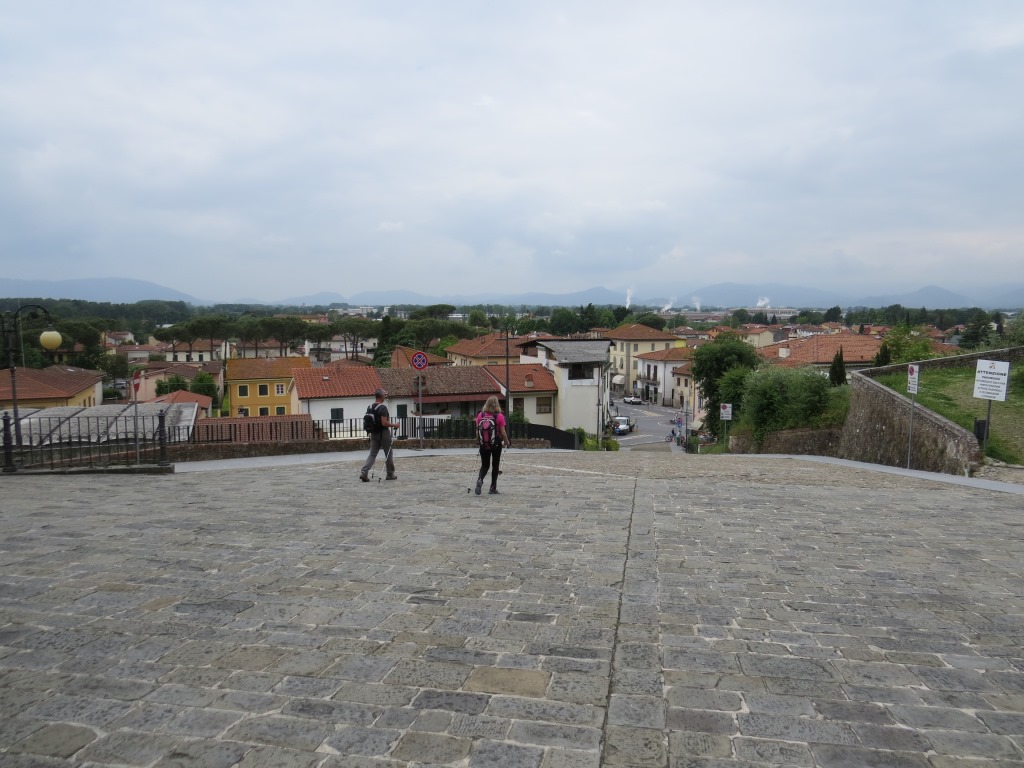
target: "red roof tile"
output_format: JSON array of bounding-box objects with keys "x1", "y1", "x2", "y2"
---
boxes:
[
  {"x1": 0, "y1": 366, "x2": 103, "y2": 401},
  {"x1": 758, "y1": 335, "x2": 882, "y2": 367},
  {"x1": 151, "y1": 390, "x2": 213, "y2": 409},
  {"x1": 293, "y1": 367, "x2": 384, "y2": 399},
  {"x1": 227, "y1": 357, "x2": 311, "y2": 381},
  {"x1": 635, "y1": 347, "x2": 695, "y2": 362},
  {"x1": 481, "y1": 363, "x2": 558, "y2": 394},
  {"x1": 605, "y1": 323, "x2": 680, "y2": 341}
]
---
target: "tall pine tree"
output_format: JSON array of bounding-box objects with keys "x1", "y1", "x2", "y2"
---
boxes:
[{"x1": 828, "y1": 347, "x2": 846, "y2": 387}]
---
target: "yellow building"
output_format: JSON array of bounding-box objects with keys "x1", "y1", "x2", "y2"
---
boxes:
[
  {"x1": 0, "y1": 366, "x2": 104, "y2": 410},
  {"x1": 604, "y1": 324, "x2": 686, "y2": 398},
  {"x1": 225, "y1": 357, "x2": 311, "y2": 417}
]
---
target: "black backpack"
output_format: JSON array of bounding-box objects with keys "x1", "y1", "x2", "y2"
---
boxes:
[{"x1": 363, "y1": 403, "x2": 381, "y2": 434}]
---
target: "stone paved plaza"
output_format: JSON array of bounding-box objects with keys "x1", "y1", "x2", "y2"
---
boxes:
[{"x1": 2, "y1": 450, "x2": 1024, "y2": 767}]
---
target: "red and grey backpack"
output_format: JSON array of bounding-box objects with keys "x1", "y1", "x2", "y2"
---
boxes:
[{"x1": 477, "y1": 411, "x2": 498, "y2": 449}]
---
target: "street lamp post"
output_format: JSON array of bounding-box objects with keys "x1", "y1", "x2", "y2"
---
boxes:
[
  {"x1": 502, "y1": 317, "x2": 514, "y2": 419},
  {"x1": 2, "y1": 304, "x2": 62, "y2": 470}
]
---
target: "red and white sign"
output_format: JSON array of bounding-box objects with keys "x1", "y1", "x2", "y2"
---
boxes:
[
  {"x1": 720, "y1": 403, "x2": 733, "y2": 421},
  {"x1": 132, "y1": 369, "x2": 141, "y2": 394},
  {"x1": 907, "y1": 364, "x2": 919, "y2": 395},
  {"x1": 411, "y1": 352, "x2": 428, "y2": 370}
]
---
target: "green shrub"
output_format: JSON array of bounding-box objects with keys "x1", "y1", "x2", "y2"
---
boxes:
[
  {"x1": 816, "y1": 385, "x2": 850, "y2": 428},
  {"x1": 718, "y1": 366, "x2": 752, "y2": 423},
  {"x1": 571, "y1": 428, "x2": 620, "y2": 450},
  {"x1": 740, "y1": 367, "x2": 832, "y2": 443},
  {"x1": 567, "y1": 427, "x2": 587, "y2": 448}
]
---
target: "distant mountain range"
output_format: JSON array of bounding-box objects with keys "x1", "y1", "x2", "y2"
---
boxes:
[{"x1": 1, "y1": 277, "x2": 1021, "y2": 311}]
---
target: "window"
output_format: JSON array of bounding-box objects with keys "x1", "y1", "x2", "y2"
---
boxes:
[
  {"x1": 330, "y1": 407, "x2": 344, "y2": 423},
  {"x1": 275, "y1": 383, "x2": 285, "y2": 396},
  {"x1": 633, "y1": 343, "x2": 638, "y2": 352},
  {"x1": 238, "y1": 407, "x2": 249, "y2": 417},
  {"x1": 513, "y1": 397, "x2": 524, "y2": 414},
  {"x1": 258, "y1": 384, "x2": 269, "y2": 397},
  {"x1": 536, "y1": 396, "x2": 552, "y2": 414},
  {"x1": 396, "y1": 404, "x2": 408, "y2": 419},
  {"x1": 259, "y1": 407, "x2": 270, "y2": 416},
  {"x1": 275, "y1": 406, "x2": 286, "y2": 415},
  {"x1": 568, "y1": 363, "x2": 591, "y2": 380},
  {"x1": 238, "y1": 384, "x2": 249, "y2": 398}
]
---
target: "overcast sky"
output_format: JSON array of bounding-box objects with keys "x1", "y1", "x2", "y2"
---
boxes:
[{"x1": 2, "y1": 2, "x2": 1022, "y2": 304}]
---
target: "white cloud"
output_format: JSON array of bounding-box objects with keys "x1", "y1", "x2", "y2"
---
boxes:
[{"x1": 0, "y1": 1, "x2": 1022, "y2": 302}]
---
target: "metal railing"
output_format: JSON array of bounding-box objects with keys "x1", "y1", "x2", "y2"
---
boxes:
[
  {"x1": 3, "y1": 410, "x2": 172, "y2": 472},
  {"x1": 3, "y1": 412, "x2": 579, "y2": 471}
]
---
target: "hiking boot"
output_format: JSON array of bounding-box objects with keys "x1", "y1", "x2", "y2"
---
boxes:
[
  {"x1": 488, "y1": 487, "x2": 499, "y2": 494},
  {"x1": 386, "y1": 474, "x2": 398, "y2": 480},
  {"x1": 475, "y1": 479, "x2": 482, "y2": 496},
  {"x1": 359, "y1": 473, "x2": 369, "y2": 482}
]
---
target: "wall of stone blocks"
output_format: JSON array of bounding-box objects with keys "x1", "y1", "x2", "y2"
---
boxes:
[{"x1": 730, "y1": 345, "x2": 1022, "y2": 476}]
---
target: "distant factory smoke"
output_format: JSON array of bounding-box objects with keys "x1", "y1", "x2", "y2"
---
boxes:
[
  {"x1": 756, "y1": 296, "x2": 770, "y2": 308},
  {"x1": 692, "y1": 296, "x2": 701, "y2": 312},
  {"x1": 625, "y1": 288, "x2": 632, "y2": 309},
  {"x1": 662, "y1": 296, "x2": 675, "y2": 312}
]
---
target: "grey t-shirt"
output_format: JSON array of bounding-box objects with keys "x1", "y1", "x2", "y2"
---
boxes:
[{"x1": 374, "y1": 403, "x2": 390, "y2": 435}]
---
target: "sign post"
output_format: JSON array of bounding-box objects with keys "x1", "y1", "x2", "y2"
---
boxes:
[
  {"x1": 411, "y1": 354, "x2": 428, "y2": 449},
  {"x1": 720, "y1": 403, "x2": 732, "y2": 445},
  {"x1": 906, "y1": 364, "x2": 919, "y2": 468},
  {"x1": 973, "y1": 360, "x2": 1010, "y2": 457}
]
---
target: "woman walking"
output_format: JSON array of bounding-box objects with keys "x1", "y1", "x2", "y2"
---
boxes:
[{"x1": 475, "y1": 395, "x2": 511, "y2": 495}]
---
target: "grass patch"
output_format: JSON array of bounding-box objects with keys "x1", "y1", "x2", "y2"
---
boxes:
[
  {"x1": 816, "y1": 385, "x2": 851, "y2": 428},
  {"x1": 875, "y1": 366, "x2": 1023, "y2": 464},
  {"x1": 700, "y1": 442, "x2": 733, "y2": 454}
]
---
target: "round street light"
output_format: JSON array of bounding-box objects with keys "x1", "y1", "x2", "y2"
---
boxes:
[{"x1": 39, "y1": 326, "x2": 63, "y2": 353}]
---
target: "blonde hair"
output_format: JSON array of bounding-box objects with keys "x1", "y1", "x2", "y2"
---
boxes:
[{"x1": 483, "y1": 395, "x2": 501, "y2": 413}]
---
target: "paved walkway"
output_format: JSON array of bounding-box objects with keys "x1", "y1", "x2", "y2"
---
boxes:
[{"x1": 2, "y1": 450, "x2": 1023, "y2": 767}]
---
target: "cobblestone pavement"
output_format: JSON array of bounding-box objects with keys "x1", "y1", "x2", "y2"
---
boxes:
[{"x1": 2, "y1": 452, "x2": 1024, "y2": 767}]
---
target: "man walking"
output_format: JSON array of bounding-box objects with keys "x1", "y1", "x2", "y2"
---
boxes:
[{"x1": 360, "y1": 388, "x2": 398, "y2": 481}]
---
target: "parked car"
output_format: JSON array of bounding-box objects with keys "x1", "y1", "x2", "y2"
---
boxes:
[
  {"x1": 623, "y1": 395, "x2": 642, "y2": 404},
  {"x1": 612, "y1": 416, "x2": 635, "y2": 435}
]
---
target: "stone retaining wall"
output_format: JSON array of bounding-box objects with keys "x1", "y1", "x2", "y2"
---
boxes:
[
  {"x1": 730, "y1": 427, "x2": 842, "y2": 457},
  {"x1": 835, "y1": 374, "x2": 980, "y2": 475},
  {"x1": 731, "y1": 345, "x2": 1023, "y2": 476}
]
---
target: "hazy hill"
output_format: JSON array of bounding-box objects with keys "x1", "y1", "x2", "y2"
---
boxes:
[
  {"x1": 3, "y1": 277, "x2": 1020, "y2": 311},
  {"x1": 0, "y1": 278, "x2": 206, "y2": 305}
]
